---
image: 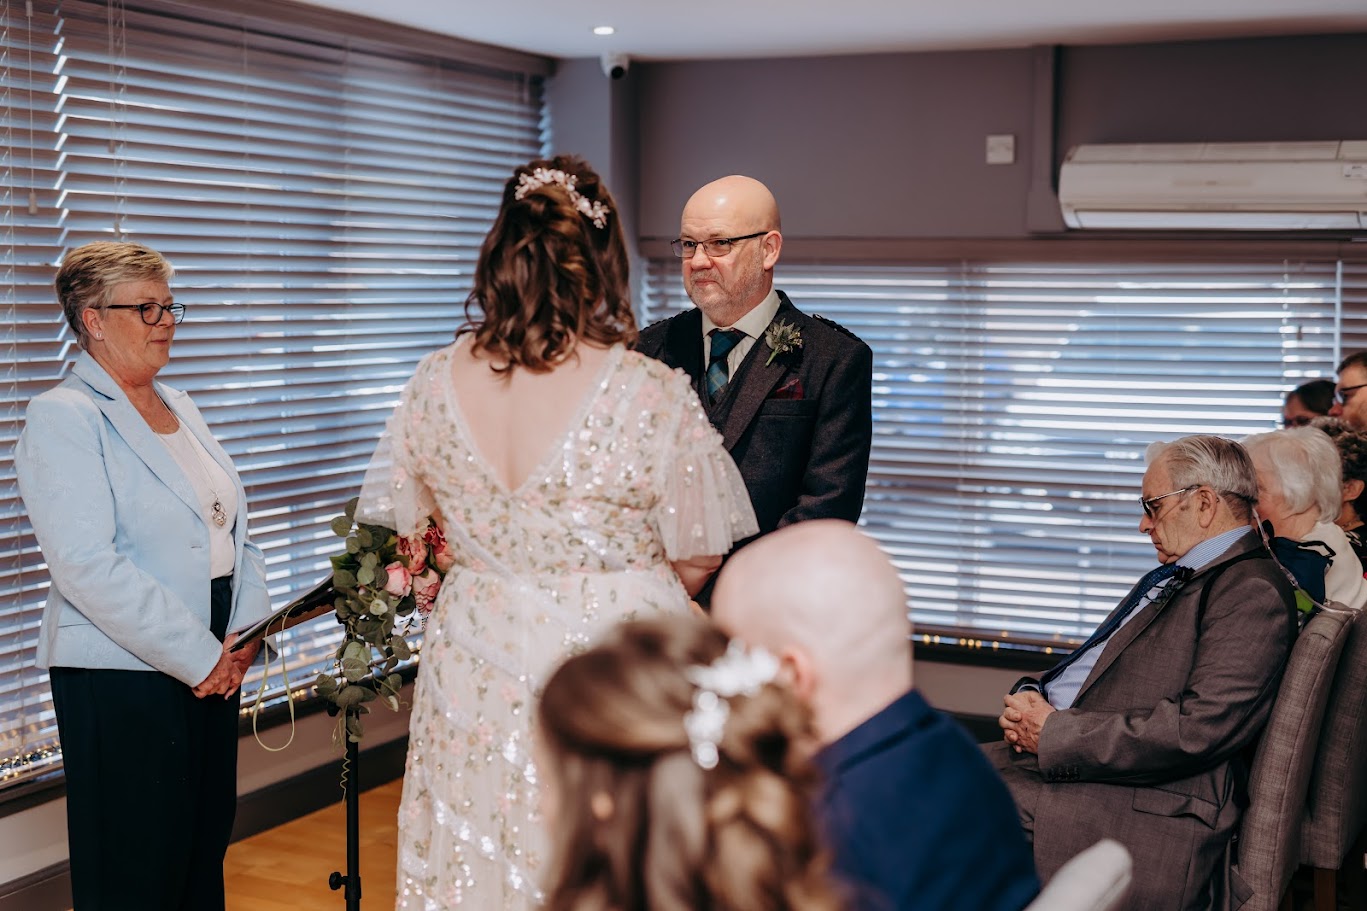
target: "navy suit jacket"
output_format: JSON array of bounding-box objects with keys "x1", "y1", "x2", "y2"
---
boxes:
[{"x1": 816, "y1": 689, "x2": 1040, "y2": 911}]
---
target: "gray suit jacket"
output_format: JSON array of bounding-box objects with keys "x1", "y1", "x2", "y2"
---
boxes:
[{"x1": 991, "y1": 532, "x2": 1296, "y2": 910}]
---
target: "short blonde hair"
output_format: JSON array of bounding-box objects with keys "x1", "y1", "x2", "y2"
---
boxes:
[{"x1": 56, "y1": 241, "x2": 174, "y2": 349}]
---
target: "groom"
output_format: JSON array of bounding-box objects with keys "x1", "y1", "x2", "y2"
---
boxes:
[{"x1": 636, "y1": 176, "x2": 873, "y2": 597}]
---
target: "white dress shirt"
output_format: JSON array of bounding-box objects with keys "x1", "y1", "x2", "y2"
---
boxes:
[{"x1": 700, "y1": 289, "x2": 781, "y2": 376}]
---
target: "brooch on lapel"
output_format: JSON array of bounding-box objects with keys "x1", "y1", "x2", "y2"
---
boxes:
[{"x1": 763, "y1": 320, "x2": 803, "y2": 366}]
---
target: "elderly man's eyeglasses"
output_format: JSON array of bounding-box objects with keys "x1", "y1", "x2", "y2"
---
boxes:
[
  {"x1": 105, "y1": 302, "x2": 186, "y2": 325},
  {"x1": 670, "y1": 232, "x2": 767, "y2": 259},
  {"x1": 1140, "y1": 485, "x2": 1199, "y2": 519},
  {"x1": 1334, "y1": 383, "x2": 1367, "y2": 406}
]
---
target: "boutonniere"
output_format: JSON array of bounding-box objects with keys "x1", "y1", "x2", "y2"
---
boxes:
[{"x1": 763, "y1": 320, "x2": 803, "y2": 366}]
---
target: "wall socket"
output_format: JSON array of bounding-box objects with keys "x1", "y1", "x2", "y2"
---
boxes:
[{"x1": 986, "y1": 134, "x2": 1016, "y2": 165}]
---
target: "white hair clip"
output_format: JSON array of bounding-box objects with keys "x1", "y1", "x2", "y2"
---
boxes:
[
  {"x1": 682, "y1": 640, "x2": 780, "y2": 770},
  {"x1": 513, "y1": 167, "x2": 611, "y2": 229}
]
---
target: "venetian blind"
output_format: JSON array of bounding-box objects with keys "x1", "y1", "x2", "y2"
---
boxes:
[
  {"x1": 0, "y1": 0, "x2": 545, "y2": 792},
  {"x1": 641, "y1": 257, "x2": 1343, "y2": 650}
]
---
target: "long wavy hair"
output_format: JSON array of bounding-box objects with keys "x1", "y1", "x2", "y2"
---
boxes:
[
  {"x1": 537, "y1": 617, "x2": 845, "y2": 911},
  {"x1": 462, "y1": 154, "x2": 635, "y2": 372}
]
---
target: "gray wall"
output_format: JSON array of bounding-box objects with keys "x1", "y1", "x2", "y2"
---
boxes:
[{"x1": 548, "y1": 32, "x2": 1367, "y2": 244}]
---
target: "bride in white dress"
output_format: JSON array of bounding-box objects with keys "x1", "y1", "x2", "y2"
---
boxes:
[{"x1": 358, "y1": 155, "x2": 757, "y2": 911}]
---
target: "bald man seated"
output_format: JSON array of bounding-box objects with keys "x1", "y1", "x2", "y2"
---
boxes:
[
  {"x1": 636, "y1": 176, "x2": 873, "y2": 602},
  {"x1": 713, "y1": 521, "x2": 1040, "y2": 911}
]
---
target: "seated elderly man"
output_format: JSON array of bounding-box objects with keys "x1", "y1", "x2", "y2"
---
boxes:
[
  {"x1": 1243, "y1": 426, "x2": 1367, "y2": 612},
  {"x1": 987, "y1": 435, "x2": 1297, "y2": 911},
  {"x1": 713, "y1": 520, "x2": 1040, "y2": 911}
]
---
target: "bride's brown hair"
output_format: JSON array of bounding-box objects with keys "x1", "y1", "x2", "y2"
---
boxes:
[
  {"x1": 462, "y1": 154, "x2": 635, "y2": 372},
  {"x1": 537, "y1": 617, "x2": 846, "y2": 911}
]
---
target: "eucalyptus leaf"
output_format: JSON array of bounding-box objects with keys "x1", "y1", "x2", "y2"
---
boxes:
[
  {"x1": 334, "y1": 683, "x2": 367, "y2": 706},
  {"x1": 345, "y1": 537, "x2": 360, "y2": 554},
  {"x1": 314, "y1": 673, "x2": 338, "y2": 696},
  {"x1": 357, "y1": 565, "x2": 374, "y2": 586},
  {"x1": 384, "y1": 695, "x2": 400, "y2": 712},
  {"x1": 330, "y1": 516, "x2": 352, "y2": 537},
  {"x1": 346, "y1": 713, "x2": 365, "y2": 743},
  {"x1": 341, "y1": 656, "x2": 368, "y2": 682},
  {"x1": 344, "y1": 497, "x2": 358, "y2": 521},
  {"x1": 356, "y1": 527, "x2": 374, "y2": 549},
  {"x1": 334, "y1": 569, "x2": 357, "y2": 589},
  {"x1": 390, "y1": 636, "x2": 412, "y2": 660}
]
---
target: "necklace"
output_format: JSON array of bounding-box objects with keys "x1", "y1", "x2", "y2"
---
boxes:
[{"x1": 159, "y1": 396, "x2": 229, "y2": 528}]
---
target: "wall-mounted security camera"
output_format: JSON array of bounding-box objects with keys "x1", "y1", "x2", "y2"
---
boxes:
[{"x1": 600, "y1": 53, "x2": 630, "y2": 80}]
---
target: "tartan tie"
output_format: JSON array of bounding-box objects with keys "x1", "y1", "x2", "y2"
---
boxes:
[
  {"x1": 706, "y1": 329, "x2": 744, "y2": 402},
  {"x1": 1040, "y1": 561, "x2": 1181, "y2": 696}
]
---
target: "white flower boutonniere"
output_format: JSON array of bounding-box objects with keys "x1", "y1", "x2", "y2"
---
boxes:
[{"x1": 763, "y1": 320, "x2": 803, "y2": 366}]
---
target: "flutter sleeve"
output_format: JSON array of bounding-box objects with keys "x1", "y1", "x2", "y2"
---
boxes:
[
  {"x1": 652, "y1": 370, "x2": 758, "y2": 561},
  {"x1": 355, "y1": 357, "x2": 439, "y2": 536}
]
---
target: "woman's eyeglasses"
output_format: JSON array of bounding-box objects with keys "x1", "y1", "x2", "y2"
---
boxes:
[{"x1": 105, "y1": 302, "x2": 187, "y2": 325}]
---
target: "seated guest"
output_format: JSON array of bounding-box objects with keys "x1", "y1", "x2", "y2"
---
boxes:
[
  {"x1": 1329, "y1": 351, "x2": 1367, "y2": 430},
  {"x1": 987, "y1": 435, "x2": 1296, "y2": 911},
  {"x1": 712, "y1": 520, "x2": 1040, "y2": 911},
  {"x1": 1283, "y1": 379, "x2": 1334, "y2": 428},
  {"x1": 536, "y1": 616, "x2": 844, "y2": 911},
  {"x1": 1243, "y1": 427, "x2": 1367, "y2": 611},
  {"x1": 1310, "y1": 417, "x2": 1367, "y2": 566}
]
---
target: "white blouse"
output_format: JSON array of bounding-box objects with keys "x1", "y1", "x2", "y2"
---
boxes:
[{"x1": 158, "y1": 424, "x2": 238, "y2": 578}]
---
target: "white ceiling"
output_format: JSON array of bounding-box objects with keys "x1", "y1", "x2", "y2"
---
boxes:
[{"x1": 293, "y1": 0, "x2": 1367, "y2": 61}]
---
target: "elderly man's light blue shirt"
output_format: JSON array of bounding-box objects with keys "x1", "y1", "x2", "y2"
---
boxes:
[{"x1": 1047, "y1": 526, "x2": 1256, "y2": 710}]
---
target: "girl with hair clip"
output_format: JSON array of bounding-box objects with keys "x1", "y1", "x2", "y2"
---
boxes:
[
  {"x1": 356, "y1": 157, "x2": 757, "y2": 909},
  {"x1": 536, "y1": 616, "x2": 846, "y2": 911}
]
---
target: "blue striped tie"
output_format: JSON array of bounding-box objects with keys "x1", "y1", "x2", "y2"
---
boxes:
[{"x1": 706, "y1": 329, "x2": 744, "y2": 402}]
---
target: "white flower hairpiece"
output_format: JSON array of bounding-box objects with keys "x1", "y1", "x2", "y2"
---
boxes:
[
  {"x1": 682, "y1": 640, "x2": 780, "y2": 770},
  {"x1": 513, "y1": 167, "x2": 611, "y2": 229}
]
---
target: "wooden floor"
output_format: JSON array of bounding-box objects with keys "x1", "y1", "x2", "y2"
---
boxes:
[{"x1": 224, "y1": 779, "x2": 402, "y2": 911}]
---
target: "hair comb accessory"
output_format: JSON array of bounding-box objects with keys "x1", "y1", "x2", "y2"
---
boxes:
[
  {"x1": 682, "y1": 640, "x2": 780, "y2": 770},
  {"x1": 513, "y1": 167, "x2": 611, "y2": 229}
]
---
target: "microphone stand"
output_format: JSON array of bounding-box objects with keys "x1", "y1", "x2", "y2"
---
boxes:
[{"x1": 327, "y1": 698, "x2": 365, "y2": 910}]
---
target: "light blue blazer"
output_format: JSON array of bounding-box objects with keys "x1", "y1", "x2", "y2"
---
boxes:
[{"x1": 15, "y1": 353, "x2": 273, "y2": 687}]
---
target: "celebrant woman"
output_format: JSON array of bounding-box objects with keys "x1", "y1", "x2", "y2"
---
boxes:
[
  {"x1": 357, "y1": 155, "x2": 757, "y2": 909},
  {"x1": 15, "y1": 241, "x2": 273, "y2": 910}
]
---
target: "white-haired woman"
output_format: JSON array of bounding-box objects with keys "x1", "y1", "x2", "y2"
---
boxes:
[{"x1": 1243, "y1": 427, "x2": 1367, "y2": 611}]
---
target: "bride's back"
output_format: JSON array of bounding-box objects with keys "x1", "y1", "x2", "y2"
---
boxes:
[
  {"x1": 454, "y1": 154, "x2": 636, "y2": 491},
  {"x1": 450, "y1": 339, "x2": 615, "y2": 492}
]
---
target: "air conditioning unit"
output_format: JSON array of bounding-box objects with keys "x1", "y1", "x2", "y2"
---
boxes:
[{"x1": 1058, "y1": 141, "x2": 1367, "y2": 230}]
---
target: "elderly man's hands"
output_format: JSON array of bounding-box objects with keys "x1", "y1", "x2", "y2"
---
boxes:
[{"x1": 999, "y1": 689, "x2": 1056, "y2": 754}]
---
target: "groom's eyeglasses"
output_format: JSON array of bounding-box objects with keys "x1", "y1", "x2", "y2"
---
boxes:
[{"x1": 670, "y1": 232, "x2": 768, "y2": 258}]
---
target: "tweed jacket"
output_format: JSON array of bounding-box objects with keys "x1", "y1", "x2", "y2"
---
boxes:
[
  {"x1": 635, "y1": 290, "x2": 873, "y2": 541},
  {"x1": 991, "y1": 531, "x2": 1297, "y2": 910},
  {"x1": 16, "y1": 352, "x2": 273, "y2": 687}
]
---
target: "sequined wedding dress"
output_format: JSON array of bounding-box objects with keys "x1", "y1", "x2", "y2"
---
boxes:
[{"x1": 358, "y1": 340, "x2": 756, "y2": 911}]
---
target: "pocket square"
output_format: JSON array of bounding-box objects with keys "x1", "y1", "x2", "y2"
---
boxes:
[{"x1": 769, "y1": 376, "x2": 804, "y2": 400}]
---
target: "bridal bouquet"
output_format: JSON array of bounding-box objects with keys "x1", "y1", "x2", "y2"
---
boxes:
[{"x1": 314, "y1": 497, "x2": 453, "y2": 743}]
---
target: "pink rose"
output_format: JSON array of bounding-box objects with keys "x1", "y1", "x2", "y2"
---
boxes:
[
  {"x1": 397, "y1": 532, "x2": 429, "y2": 570},
  {"x1": 424, "y1": 522, "x2": 456, "y2": 574},
  {"x1": 383, "y1": 561, "x2": 412, "y2": 597},
  {"x1": 412, "y1": 567, "x2": 441, "y2": 615}
]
